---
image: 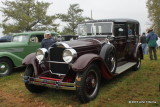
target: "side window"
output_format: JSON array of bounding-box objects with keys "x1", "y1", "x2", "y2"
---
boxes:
[
  {"x1": 135, "y1": 24, "x2": 139, "y2": 36},
  {"x1": 128, "y1": 23, "x2": 136, "y2": 36},
  {"x1": 30, "y1": 35, "x2": 44, "y2": 43},
  {"x1": 114, "y1": 23, "x2": 126, "y2": 36}
]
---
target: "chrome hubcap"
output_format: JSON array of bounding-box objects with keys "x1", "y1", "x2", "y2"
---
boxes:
[{"x1": 0, "y1": 63, "x2": 8, "y2": 74}]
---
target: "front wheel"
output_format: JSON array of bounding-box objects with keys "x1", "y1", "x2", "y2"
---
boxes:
[
  {"x1": 76, "y1": 64, "x2": 101, "y2": 103},
  {"x1": 24, "y1": 65, "x2": 46, "y2": 93},
  {"x1": 0, "y1": 58, "x2": 13, "y2": 77}
]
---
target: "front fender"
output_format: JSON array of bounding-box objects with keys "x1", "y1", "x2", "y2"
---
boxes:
[
  {"x1": 72, "y1": 53, "x2": 113, "y2": 80},
  {"x1": 0, "y1": 52, "x2": 23, "y2": 67},
  {"x1": 22, "y1": 53, "x2": 39, "y2": 76},
  {"x1": 22, "y1": 53, "x2": 36, "y2": 65}
]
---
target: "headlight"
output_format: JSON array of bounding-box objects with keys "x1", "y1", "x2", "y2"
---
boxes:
[
  {"x1": 63, "y1": 49, "x2": 77, "y2": 63},
  {"x1": 36, "y1": 48, "x2": 48, "y2": 64}
]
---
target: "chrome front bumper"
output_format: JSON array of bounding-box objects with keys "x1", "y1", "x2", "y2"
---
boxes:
[{"x1": 23, "y1": 76, "x2": 76, "y2": 90}]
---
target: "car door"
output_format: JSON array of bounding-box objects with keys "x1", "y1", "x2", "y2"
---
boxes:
[
  {"x1": 23, "y1": 34, "x2": 44, "y2": 57},
  {"x1": 112, "y1": 23, "x2": 127, "y2": 63},
  {"x1": 125, "y1": 23, "x2": 139, "y2": 57}
]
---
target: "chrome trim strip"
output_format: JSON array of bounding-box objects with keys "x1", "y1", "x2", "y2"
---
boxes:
[
  {"x1": 47, "y1": 61, "x2": 68, "y2": 64},
  {"x1": 0, "y1": 48, "x2": 24, "y2": 52}
]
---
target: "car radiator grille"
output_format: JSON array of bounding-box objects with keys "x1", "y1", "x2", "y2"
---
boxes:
[{"x1": 49, "y1": 47, "x2": 69, "y2": 74}]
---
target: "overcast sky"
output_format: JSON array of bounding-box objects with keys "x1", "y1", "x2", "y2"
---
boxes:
[{"x1": 0, "y1": 0, "x2": 150, "y2": 35}]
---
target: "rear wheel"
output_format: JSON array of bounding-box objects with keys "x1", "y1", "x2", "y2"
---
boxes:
[
  {"x1": 133, "y1": 52, "x2": 141, "y2": 71},
  {"x1": 76, "y1": 64, "x2": 101, "y2": 103},
  {"x1": 0, "y1": 58, "x2": 13, "y2": 77},
  {"x1": 24, "y1": 65, "x2": 46, "y2": 93}
]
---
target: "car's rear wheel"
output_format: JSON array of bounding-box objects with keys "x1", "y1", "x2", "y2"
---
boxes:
[
  {"x1": 133, "y1": 52, "x2": 141, "y2": 71},
  {"x1": 24, "y1": 65, "x2": 46, "y2": 93},
  {"x1": 0, "y1": 58, "x2": 13, "y2": 77},
  {"x1": 76, "y1": 64, "x2": 100, "y2": 103}
]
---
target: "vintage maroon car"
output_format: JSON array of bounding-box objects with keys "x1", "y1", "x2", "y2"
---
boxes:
[{"x1": 23, "y1": 19, "x2": 143, "y2": 103}]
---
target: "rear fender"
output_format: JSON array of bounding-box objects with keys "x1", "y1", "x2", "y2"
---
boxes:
[
  {"x1": 72, "y1": 54, "x2": 113, "y2": 80},
  {"x1": 134, "y1": 43, "x2": 143, "y2": 59}
]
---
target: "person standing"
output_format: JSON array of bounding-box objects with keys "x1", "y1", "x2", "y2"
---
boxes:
[
  {"x1": 41, "y1": 31, "x2": 56, "y2": 49},
  {"x1": 146, "y1": 28, "x2": 158, "y2": 60},
  {"x1": 140, "y1": 33, "x2": 148, "y2": 54}
]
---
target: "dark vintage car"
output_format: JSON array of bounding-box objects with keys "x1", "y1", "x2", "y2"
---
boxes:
[
  {"x1": 0, "y1": 35, "x2": 13, "y2": 42},
  {"x1": 23, "y1": 19, "x2": 143, "y2": 103}
]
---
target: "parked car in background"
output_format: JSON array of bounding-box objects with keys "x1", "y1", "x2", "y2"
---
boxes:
[
  {"x1": 0, "y1": 35, "x2": 13, "y2": 42},
  {"x1": 23, "y1": 19, "x2": 143, "y2": 103},
  {"x1": 0, "y1": 31, "x2": 59, "y2": 77}
]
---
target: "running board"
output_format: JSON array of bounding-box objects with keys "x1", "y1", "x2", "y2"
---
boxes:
[{"x1": 115, "y1": 62, "x2": 136, "y2": 74}]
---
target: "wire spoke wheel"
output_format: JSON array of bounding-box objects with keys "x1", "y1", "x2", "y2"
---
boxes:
[
  {"x1": 107, "y1": 54, "x2": 116, "y2": 73},
  {"x1": 105, "y1": 51, "x2": 116, "y2": 73},
  {"x1": 76, "y1": 64, "x2": 100, "y2": 103},
  {"x1": 85, "y1": 70, "x2": 98, "y2": 96}
]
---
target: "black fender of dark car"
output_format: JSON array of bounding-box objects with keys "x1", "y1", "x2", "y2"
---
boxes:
[
  {"x1": 72, "y1": 53, "x2": 113, "y2": 80},
  {"x1": 134, "y1": 43, "x2": 143, "y2": 60}
]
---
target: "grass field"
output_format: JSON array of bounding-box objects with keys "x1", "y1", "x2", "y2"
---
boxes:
[{"x1": 0, "y1": 50, "x2": 160, "y2": 107}]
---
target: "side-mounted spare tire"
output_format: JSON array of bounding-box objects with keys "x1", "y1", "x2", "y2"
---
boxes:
[
  {"x1": 76, "y1": 64, "x2": 101, "y2": 103},
  {"x1": 24, "y1": 65, "x2": 46, "y2": 93},
  {"x1": 100, "y1": 44, "x2": 117, "y2": 73}
]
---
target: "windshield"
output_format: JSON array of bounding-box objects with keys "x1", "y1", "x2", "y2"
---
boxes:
[
  {"x1": 13, "y1": 35, "x2": 29, "y2": 42},
  {"x1": 78, "y1": 22, "x2": 113, "y2": 36}
]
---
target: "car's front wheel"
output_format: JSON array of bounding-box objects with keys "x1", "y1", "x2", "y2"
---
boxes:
[
  {"x1": 24, "y1": 65, "x2": 46, "y2": 93},
  {"x1": 0, "y1": 58, "x2": 13, "y2": 77},
  {"x1": 76, "y1": 64, "x2": 101, "y2": 103}
]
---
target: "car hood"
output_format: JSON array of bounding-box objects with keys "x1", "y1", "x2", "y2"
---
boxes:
[
  {"x1": 0, "y1": 42, "x2": 26, "y2": 49},
  {"x1": 62, "y1": 39, "x2": 103, "y2": 48}
]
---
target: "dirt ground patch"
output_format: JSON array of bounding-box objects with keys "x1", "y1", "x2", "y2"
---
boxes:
[{"x1": 0, "y1": 90, "x2": 52, "y2": 107}]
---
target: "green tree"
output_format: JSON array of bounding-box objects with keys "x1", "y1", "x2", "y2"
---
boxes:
[
  {"x1": 0, "y1": 0, "x2": 58, "y2": 34},
  {"x1": 146, "y1": 0, "x2": 160, "y2": 36},
  {"x1": 57, "y1": 4, "x2": 90, "y2": 35}
]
